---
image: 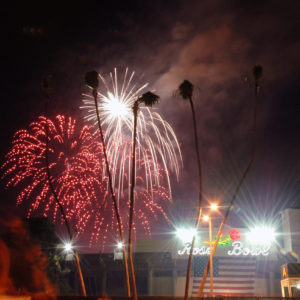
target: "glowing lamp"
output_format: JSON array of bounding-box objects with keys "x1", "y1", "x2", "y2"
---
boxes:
[
  {"x1": 203, "y1": 215, "x2": 209, "y2": 222},
  {"x1": 117, "y1": 242, "x2": 123, "y2": 249},
  {"x1": 176, "y1": 228, "x2": 197, "y2": 243},
  {"x1": 210, "y1": 203, "x2": 218, "y2": 211},
  {"x1": 64, "y1": 242, "x2": 73, "y2": 252},
  {"x1": 247, "y1": 226, "x2": 276, "y2": 245}
]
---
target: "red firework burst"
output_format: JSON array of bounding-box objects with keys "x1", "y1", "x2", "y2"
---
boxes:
[{"x1": 2, "y1": 115, "x2": 106, "y2": 235}]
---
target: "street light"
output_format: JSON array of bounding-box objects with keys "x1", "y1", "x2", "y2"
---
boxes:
[
  {"x1": 210, "y1": 203, "x2": 218, "y2": 211},
  {"x1": 62, "y1": 241, "x2": 75, "y2": 262},
  {"x1": 203, "y1": 215, "x2": 213, "y2": 297},
  {"x1": 176, "y1": 228, "x2": 197, "y2": 244},
  {"x1": 114, "y1": 241, "x2": 124, "y2": 260},
  {"x1": 58, "y1": 239, "x2": 86, "y2": 295},
  {"x1": 64, "y1": 242, "x2": 73, "y2": 252},
  {"x1": 247, "y1": 226, "x2": 276, "y2": 245},
  {"x1": 203, "y1": 215, "x2": 209, "y2": 222}
]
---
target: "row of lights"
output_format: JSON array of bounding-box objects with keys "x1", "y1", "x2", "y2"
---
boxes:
[
  {"x1": 63, "y1": 227, "x2": 277, "y2": 253},
  {"x1": 176, "y1": 225, "x2": 276, "y2": 245},
  {"x1": 62, "y1": 203, "x2": 277, "y2": 252},
  {"x1": 62, "y1": 240, "x2": 124, "y2": 253},
  {"x1": 175, "y1": 203, "x2": 276, "y2": 245}
]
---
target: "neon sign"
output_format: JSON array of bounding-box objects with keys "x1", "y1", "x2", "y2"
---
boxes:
[
  {"x1": 229, "y1": 229, "x2": 241, "y2": 240},
  {"x1": 227, "y1": 241, "x2": 270, "y2": 256},
  {"x1": 177, "y1": 241, "x2": 270, "y2": 256},
  {"x1": 203, "y1": 229, "x2": 241, "y2": 248},
  {"x1": 177, "y1": 228, "x2": 271, "y2": 256},
  {"x1": 204, "y1": 235, "x2": 232, "y2": 247},
  {"x1": 177, "y1": 243, "x2": 211, "y2": 256}
]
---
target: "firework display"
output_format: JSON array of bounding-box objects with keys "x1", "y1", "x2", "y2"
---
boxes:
[
  {"x1": 2, "y1": 114, "x2": 173, "y2": 247},
  {"x1": 81, "y1": 68, "x2": 182, "y2": 201},
  {"x1": 2, "y1": 115, "x2": 105, "y2": 235}
]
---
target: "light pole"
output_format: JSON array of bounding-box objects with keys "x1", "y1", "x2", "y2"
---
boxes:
[
  {"x1": 203, "y1": 215, "x2": 213, "y2": 297},
  {"x1": 62, "y1": 241, "x2": 86, "y2": 296},
  {"x1": 204, "y1": 203, "x2": 218, "y2": 297}
]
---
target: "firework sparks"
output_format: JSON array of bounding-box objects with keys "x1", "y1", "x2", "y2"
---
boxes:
[
  {"x1": 2, "y1": 115, "x2": 106, "y2": 235},
  {"x1": 90, "y1": 140, "x2": 171, "y2": 245},
  {"x1": 2, "y1": 114, "x2": 172, "y2": 248},
  {"x1": 81, "y1": 68, "x2": 182, "y2": 201},
  {"x1": 90, "y1": 167, "x2": 171, "y2": 246}
]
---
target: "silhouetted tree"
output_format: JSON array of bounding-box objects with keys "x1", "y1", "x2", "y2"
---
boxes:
[
  {"x1": 178, "y1": 80, "x2": 203, "y2": 300},
  {"x1": 85, "y1": 71, "x2": 131, "y2": 297},
  {"x1": 42, "y1": 75, "x2": 86, "y2": 296},
  {"x1": 197, "y1": 65, "x2": 263, "y2": 296},
  {"x1": 129, "y1": 91, "x2": 159, "y2": 300}
]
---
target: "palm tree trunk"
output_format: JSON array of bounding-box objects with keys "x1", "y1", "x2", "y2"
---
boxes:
[
  {"x1": 44, "y1": 99, "x2": 87, "y2": 296},
  {"x1": 128, "y1": 102, "x2": 139, "y2": 300},
  {"x1": 92, "y1": 90, "x2": 131, "y2": 297},
  {"x1": 197, "y1": 79, "x2": 259, "y2": 297},
  {"x1": 184, "y1": 96, "x2": 203, "y2": 300}
]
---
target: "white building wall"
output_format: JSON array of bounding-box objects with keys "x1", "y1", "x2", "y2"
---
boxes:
[
  {"x1": 136, "y1": 225, "x2": 282, "y2": 296},
  {"x1": 174, "y1": 277, "x2": 187, "y2": 296},
  {"x1": 281, "y1": 208, "x2": 300, "y2": 257},
  {"x1": 281, "y1": 209, "x2": 293, "y2": 252},
  {"x1": 152, "y1": 277, "x2": 173, "y2": 295}
]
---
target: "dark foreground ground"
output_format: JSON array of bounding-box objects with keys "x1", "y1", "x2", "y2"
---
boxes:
[{"x1": 27, "y1": 296, "x2": 300, "y2": 300}]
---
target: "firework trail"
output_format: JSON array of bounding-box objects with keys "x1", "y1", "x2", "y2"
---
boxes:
[
  {"x1": 2, "y1": 115, "x2": 106, "y2": 235},
  {"x1": 81, "y1": 68, "x2": 182, "y2": 202}
]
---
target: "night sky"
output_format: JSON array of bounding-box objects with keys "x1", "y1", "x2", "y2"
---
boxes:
[{"x1": 1, "y1": 1, "x2": 299, "y2": 251}]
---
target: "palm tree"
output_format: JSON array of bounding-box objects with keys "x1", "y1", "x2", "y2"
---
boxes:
[
  {"x1": 42, "y1": 75, "x2": 87, "y2": 296},
  {"x1": 178, "y1": 80, "x2": 203, "y2": 300},
  {"x1": 129, "y1": 91, "x2": 159, "y2": 300},
  {"x1": 196, "y1": 65, "x2": 263, "y2": 296},
  {"x1": 84, "y1": 71, "x2": 131, "y2": 297}
]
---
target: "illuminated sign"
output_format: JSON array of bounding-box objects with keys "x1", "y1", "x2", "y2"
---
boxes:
[
  {"x1": 227, "y1": 241, "x2": 270, "y2": 256},
  {"x1": 204, "y1": 235, "x2": 232, "y2": 248},
  {"x1": 178, "y1": 243, "x2": 211, "y2": 256},
  {"x1": 177, "y1": 241, "x2": 270, "y2": 256},
  {"x1": 229, "y1": 229, "x2": 241, "y2": 241},
  {"x1": 177, "y1": 228, "x2": 272, "y2": 256},
  {"x1": 203, "y1": 229, "x2": 241, "y2": 248}
]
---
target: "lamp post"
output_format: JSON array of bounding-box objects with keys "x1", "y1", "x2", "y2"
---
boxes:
[
  {"x1": 203, "y1": 215, "x2": 213, "y2": 297},
  {"x1": 62, "y1": 241, "x2": 86, "y2": 295},
  {"x1": 204, "y1": 203, "x2": 218, "y2": 297}
]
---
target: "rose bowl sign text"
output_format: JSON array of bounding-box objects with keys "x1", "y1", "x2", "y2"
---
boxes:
[{"x1": 177, "y1": 241, "x2": 270, "y2": 257}]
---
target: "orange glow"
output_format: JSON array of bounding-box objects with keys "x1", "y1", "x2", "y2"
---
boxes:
[
  {"x1": 281, "y1": 265, "x2": 288, "y2": 279},
  {"x1": 203, "y1": 215, "x2": 210, "y2": 222},
  {"x1": 210, "y1": 203, "x2": 218, "y2": 210}
]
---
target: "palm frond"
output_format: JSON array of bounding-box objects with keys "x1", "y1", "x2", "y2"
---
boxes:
[
  {"x1": 139, "y1": 91, "x2": 159, "y2": 107},
  {"x1": 84, "y1": 71, "x2": 99, "y2": 89},
  {"x1": 253, "y1": 65, "x2": 263, "y2": 81},
  {"x1": 179, "y1": 80, "x2": 193, "y2": 100}
]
